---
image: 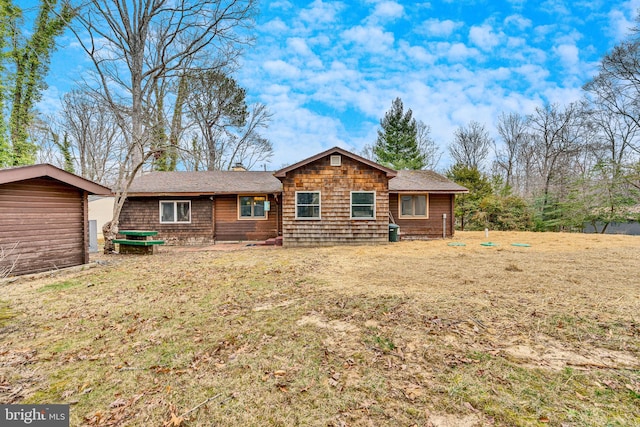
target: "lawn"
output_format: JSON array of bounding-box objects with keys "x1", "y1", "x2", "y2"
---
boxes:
[{"x1": 1, "y1": 231, "x2": 639, "y2": 426}]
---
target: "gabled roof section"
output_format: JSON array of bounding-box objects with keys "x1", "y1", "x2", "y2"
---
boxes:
[
  {"x1": 390, "y1": 170, "x2": 468, "y2": 193},
  {"x1": 127, "y1": 171, "x2": 282, "y2": 196},
  {"x1": 0, "y1": 164, "x2": 112, "y2": 195},
  {"x1": 273, "y1": 146, "x2": 397, "y2": 179}
]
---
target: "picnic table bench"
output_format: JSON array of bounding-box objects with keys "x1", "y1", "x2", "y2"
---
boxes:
[{"x1": 113, "y1": 230, "x2": 164, "y2": 254}]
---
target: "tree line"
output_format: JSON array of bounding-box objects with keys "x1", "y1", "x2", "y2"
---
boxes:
[
  {"x1": 0, "y1": 0, "x2": 270, "y2": 251},
  {"x1": 1, "y1": 1, "x2": 639, "y2": 244},
  {"x1": 371, "y1": 18, "x2": 640, "y2": 233}
]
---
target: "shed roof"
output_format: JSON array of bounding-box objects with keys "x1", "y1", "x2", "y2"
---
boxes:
[
  {"x1": 0, "y1": 164, "x2": 112, "y2": 195},
  {"x1": 390, "y1": 170, "x2": 468, "y2": 193},
  {"x1": 127, "y1": 170, "x2": 282, "y2": 196},
  {"x1": 274, "y1": 146, "x2": 397, "y2": 179}
]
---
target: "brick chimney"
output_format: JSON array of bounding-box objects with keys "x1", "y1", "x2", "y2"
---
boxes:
[{"x1": 231, "y1": 162, "x2": 246, "y2": 171}]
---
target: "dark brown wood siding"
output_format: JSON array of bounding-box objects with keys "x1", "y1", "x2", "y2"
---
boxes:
[
  {"x1": 280, "y1": 155, "x2": 389, "y2": 247},
  {"x1": 120, "y1": 195, "x2": 280, "y2": 244},
  {"x1": 120, "y1": 196, "x2": 214, "y2": 244},
  {"x1": 0, "y1": 177, "x2": 86, "y2": 275},
  {"x1": 214, "y1": 194, "x2": 280, "y2": 241},
  {"x1": 390, "y1": 193, "x2": 455, "y2": 239}
]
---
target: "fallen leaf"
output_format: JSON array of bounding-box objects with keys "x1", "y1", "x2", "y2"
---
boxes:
[
  {"x1": 109, "y1": 398, "x2": 127, "y2": 408},
  {"x1": 274, "y1": 370, "x2": 287, "y2": 377},
  {"x1": 164, "y1": 412, "x2": 183, "y2": 427},
  {"x1": 539, "y1": 416, "x2": 550, "y2": 423}
]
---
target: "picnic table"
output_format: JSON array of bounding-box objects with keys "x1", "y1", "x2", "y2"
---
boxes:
[{"x1": 113, "y1": 230, "x2": 164, "y2": 254}]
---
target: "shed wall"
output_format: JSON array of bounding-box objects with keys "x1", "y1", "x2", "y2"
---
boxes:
[
  {"x1": 0, "y1": 177, "x2": 86, "y2": 275},
  {"x1": 280, "y1": 155, "x2": 389, "y2": 247}
]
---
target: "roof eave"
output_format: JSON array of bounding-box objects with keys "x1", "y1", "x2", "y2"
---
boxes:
[
  {"x1": 390, "y1": 189, "x2": 469, "y2": 194},
  {"x1": 274, "y1": 146, "x2": 397, "y2": 178},
  {"x1": 0, "y1": 164, "x2": 112, "y2": 195}
]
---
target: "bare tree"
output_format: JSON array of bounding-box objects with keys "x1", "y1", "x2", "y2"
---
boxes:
[
  {"x1": 71, "y1": 0, "x2": 257, "y2": 252},
  {"x1": 60, "y1": 90, "x2": 124, "y2": 185},
  {"x1": 494, "y1": 112, "x2": 530, "y2": 190},
  {"x1": 526, "y1": 103, "x2": 587, "y2": 215},
  {"x1": 449, "y1": 121, "x2": 492, "y2": 170},
  {"x1": 416, "y1": 120, "x2": 442, "y2": 170}
]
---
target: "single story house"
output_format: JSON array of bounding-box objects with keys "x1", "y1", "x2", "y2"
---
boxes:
[
  {"x1": 0, "y1": 164, "x2": 112, "y2": 276},
  {"x1": 120, "y1": 147, "x2": 467, "y2": 247}
]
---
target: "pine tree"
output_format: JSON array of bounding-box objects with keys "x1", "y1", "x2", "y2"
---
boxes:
[{"x1": 373, "y1": 97, "x2": 425, "y2": 170}]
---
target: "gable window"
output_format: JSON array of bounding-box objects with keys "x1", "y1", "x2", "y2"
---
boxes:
[
  {"x1": 351, "y1": 191, "x2": 375, "y2": 219},
  {"x1": 399, "y1": 194, "x2": 428, "y2": 218},
  {"x1": 239, "y1": 195, "x2": 267, "y2": 219},
  {"x1": 296, "y1": 191, "x2": 320, "y2": 219},
  {"x1": 160, "y1": 200, "x2": 191, "y2": 223}
]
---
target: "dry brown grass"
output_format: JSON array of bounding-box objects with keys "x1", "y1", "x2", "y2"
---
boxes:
[{"x1": 1, "y1": 231, "x2": 639, "y2": 426}]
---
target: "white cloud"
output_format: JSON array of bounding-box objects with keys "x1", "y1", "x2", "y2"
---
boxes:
[
  {"x1": 421, "y1": 19, "x2": 463, "y2": 37},
  {"x1": 299, "y1": 0, "x2": 344, "y2": 26},
  {"x1": 268, "y1": 0, "x2": 293, "y2": 10},
  {"x1": 286, "y1": 37, "x2": 323, "y2": 68},
  {"x1": 260, "y1": 18, "x2": 288, "y2": 34},
  {"x1": 554, "y1": 43, "x2": 580, "y2": 69},
  {"x1": 469, "y1": 24, "x2": 502, "y2": 51},
  {"x1": 263, "y1": 60, "x2": 301, "y2": 79},
  {"x1": 399, "y1": 41, "x2": 436, "y2": 64},
  {"x1": 504, "y1": 14, "x2": 532, "y2": 31},
  {"x1": 442, "y1": 42, "x2": 481, "y2": 61},
  {"x1": 341, "y1": 25, "x2": 395, "y2": 53},
  {"x1": 606, "y1": 0, "x2": 640, "y2": 41},
  {"x1": 371, "y1": 1, "x2": 404, "y2": 21}
]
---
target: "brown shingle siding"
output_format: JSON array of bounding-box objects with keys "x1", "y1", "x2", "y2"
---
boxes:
[{"x1": 279, "y1": 154, "x2": 389, "y2": 247}]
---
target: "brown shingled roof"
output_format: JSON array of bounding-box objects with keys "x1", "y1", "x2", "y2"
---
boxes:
[
  {"x1": 389, "y1": 170, "x2": 468, "y2": 193},
  {"x1": 127, "y1": 171, "x2": 283, "y2": 196}
]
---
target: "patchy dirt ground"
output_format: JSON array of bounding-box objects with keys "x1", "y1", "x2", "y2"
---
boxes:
[{"x1": 1, "y1": 231, "x2": 639, "y2": 426}]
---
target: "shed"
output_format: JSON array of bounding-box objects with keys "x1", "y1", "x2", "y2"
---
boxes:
[{"x1": 0, "y1": 164, "x2": 111, "y2": 276}]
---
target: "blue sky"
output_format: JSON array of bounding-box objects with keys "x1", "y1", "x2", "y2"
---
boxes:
[{"x1": 37, "y1": 0, "x2": 640, "y2": 170}]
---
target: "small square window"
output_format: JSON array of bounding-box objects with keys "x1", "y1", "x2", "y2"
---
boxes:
[
  {"x1": 399, "y1": 194, "x2": 428, "y2": 218},
  {"x1": 238, "y1": 196, "x2": 267, "y2": 219},
  {"x1": 330, "y1": 155, "x2": 341, "y2": 166},
  {"x1": 160, "y1": 200, "x2": 191, "y2": 223},
  {"x1": 351, "y1": 191, "x2": 375, "y2": 219}
]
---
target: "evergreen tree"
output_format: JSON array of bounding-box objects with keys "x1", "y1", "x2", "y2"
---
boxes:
[
  {"x1": 373, "y1": 97, "x2": 425, "y2": 170},
  {"x1": 446, "y1": 163, "x2": 492, "y2": 231}
]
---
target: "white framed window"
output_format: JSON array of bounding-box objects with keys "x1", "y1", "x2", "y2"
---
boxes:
[
  {"x1": 296, "y1": 191, "x2": 320, "y2": 219},
  {"x1": 238, "y1": 195, "x2": 268, "y2": 220},
  {"x1": 160, "y1": 200, "x2": 191, "y2": 223},
  {"x1": 330, "y1": 155, "x2": 341, "y2": 166},
  {"x1": 351, "y1": 191, "x2": 375, "y2": 219},
  {"x1": 399, "y1": 194, "x2": 428, "y2": 219}
]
